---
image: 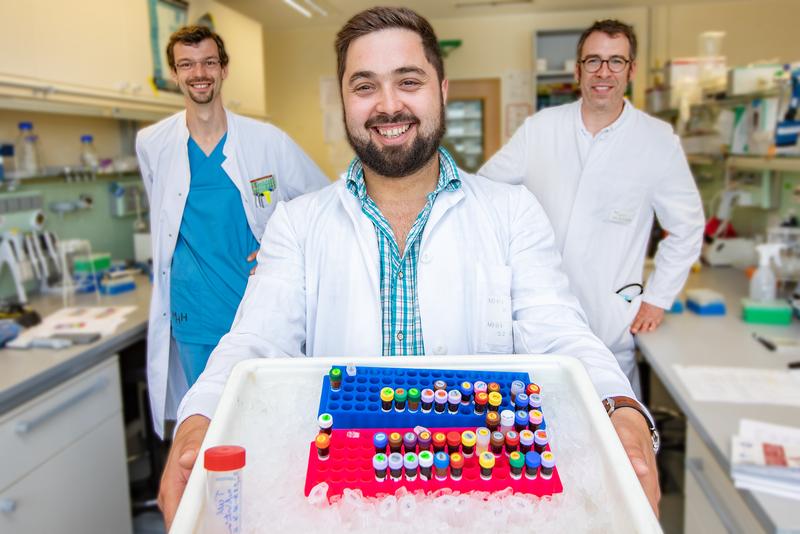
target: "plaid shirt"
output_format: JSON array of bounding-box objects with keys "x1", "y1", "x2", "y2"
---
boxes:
[{"x1": 345, "y1": 147, "x2": 462, "y2": 355}]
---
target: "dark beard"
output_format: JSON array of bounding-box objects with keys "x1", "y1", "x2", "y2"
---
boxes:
[{"x1": 346, "y1": 108, "x2": 446, "y2": 178}]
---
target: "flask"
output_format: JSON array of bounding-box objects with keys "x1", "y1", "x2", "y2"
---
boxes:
[
  {"x1": 79, "y1": 135, "x2": 100, "y2": 168},
  {"x1": 204, "y1": 445, "x2": 245, "y2": 534},
  {"x1": 14, "y1": 122, "x2": 40, "y2": 177}
]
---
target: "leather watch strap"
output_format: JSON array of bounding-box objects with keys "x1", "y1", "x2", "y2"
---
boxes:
[{"x1": 603, "y1": 396, "x2": 660, "y2": 454}]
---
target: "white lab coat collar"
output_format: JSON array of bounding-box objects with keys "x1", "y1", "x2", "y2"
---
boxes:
[{"x1": 575, "y1": 98, "x2": 633, "y2": 139}]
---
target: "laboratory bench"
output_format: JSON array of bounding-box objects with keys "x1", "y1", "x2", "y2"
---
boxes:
[
  {"x1": 0, "y1": 276, "x2": 151, "y2": 534},
  {"x1": 636, "y1": 268, "x2": 800, "y2": 534}
]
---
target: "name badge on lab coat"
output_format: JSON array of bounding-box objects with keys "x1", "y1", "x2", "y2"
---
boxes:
[
  {"x1": 476, "y1": 263, "x2": 513, "y2": 353},
  {"x1": 606, "y1": 208, "x2": 636, "y2": 225}
]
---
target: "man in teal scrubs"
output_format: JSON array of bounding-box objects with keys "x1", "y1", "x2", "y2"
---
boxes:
[{"x1": 136, "y1": 26, "x2": 328, "y2": 436}]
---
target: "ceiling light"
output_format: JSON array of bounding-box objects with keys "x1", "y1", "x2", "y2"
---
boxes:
[
  {"x1": 283, "y1": 0, "x2": 312, "y2": 18},
  {"x1": 304, "y1": 0, "x2": 328, "y2": 17}
]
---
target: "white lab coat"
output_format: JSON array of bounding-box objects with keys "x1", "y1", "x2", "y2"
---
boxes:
[
  {"x1": 136, "y1": 109, "x2": 329, "y2": 437},
  {"x1": 177, "y1": 170, "x2": 636, "y2": 425},
  {"x1": 479, "y1": 100, "x2": 705, "y2": 391}
]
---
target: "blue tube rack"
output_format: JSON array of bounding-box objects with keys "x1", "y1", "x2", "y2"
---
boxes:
[{"x1": 318, "y1": 365, "x2": 546, "y2": 429}]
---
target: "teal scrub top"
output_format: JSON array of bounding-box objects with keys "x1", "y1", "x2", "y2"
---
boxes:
[{"x1": 170, "y1": 133, "x2": 259, "y2": 345}]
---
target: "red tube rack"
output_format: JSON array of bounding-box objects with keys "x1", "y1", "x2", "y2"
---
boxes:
[{"x1": 304, "y1": 427, "x2": 563, "y2": 499}]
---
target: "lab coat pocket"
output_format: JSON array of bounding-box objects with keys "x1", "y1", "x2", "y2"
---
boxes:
[
  {"x1": 603, "y1": 292, "x2": 641, "y2": 353},
  {"x1": 599, "y1": 189, "x2": 645, "y2": 226},
  {"x1": 475, "y1": 263, "x2": 513, "y2": 354}
]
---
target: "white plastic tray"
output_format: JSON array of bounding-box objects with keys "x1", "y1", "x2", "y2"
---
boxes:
[{"x1": 171, "y1": 355, "x2": 661, "y2": 533}]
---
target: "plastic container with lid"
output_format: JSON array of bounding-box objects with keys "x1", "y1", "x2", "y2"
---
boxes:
[
  {"x1": 204, "y1": 445, "x2": 245, "y2": 534},
  {"x1": 80, "y1": 134, "x2": 100, "y2": 168},
  {"x1": 14, "y1": 121, "x2": 40, "y2": 177}
]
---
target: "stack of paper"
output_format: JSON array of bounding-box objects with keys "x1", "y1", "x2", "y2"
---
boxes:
[{"x1": 731, "y1": 419, "x2": 800, "y2": 500}]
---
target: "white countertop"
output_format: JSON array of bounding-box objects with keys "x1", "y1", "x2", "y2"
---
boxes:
[
  {"x1": 0, "y1": 276, "x2": 151, "y2": 415},
  {"x1": 636, "y1": 267, "x2": 800, "y2": 533}
]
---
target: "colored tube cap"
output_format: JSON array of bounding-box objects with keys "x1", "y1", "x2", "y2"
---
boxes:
[
  {"x1": 446, "y1": 431, "x2": 462, "y2": 447},
  {"x1": 408, "y1": 387, "x2": 421, "y2": 401},
  {"x1": 450, "y1": 452, "x2": 464, "y2": 468},
  {"x1": 373, "y1": 432, "x2": 388, "y2": 448},
  {"x1": 329, "y1": 367, "x2": 342, "y2": 380},
  {"x1": 511, "y1": 380, "x2": 525, "y2": 394},
  {"x1": 475, "y1": 392, "x2": 488, "y2": 405},
  {"x1": 505, "y1": 431, "x2": 520, "y2": 445},
  {"x1": 528, "y1": 393, "x2": 542, "y2": 408},
  {"x1": 380, "y1": 387, "x2": 394, "y2": 402},
  {"x1": 461, "y1": 430, "x2": 477, "y2": 447},
  {"x1": 541, "y1": 451, "x2": 556, "y2": 468},
  {"x1": 204, "y1": 445, "x2": 245, "y2": 471},
  {"x1": 394, "y1": 388, "x2": 407, "y2": 401},
  {"x1": 515, "y1": 393, "x2": 529, "y2": 409},
  {"x1": 500, "y1": 410, "x2": 515, "y2": 426},
  {"x1": 418, "y1": 450, "x2": 434, "y2": 467},
  {"x1": 433, "y1": 432, "x2": 447, "y2": 447},
  {"x1": 525, "y1": 451, "x2": 542, "y2": 468},
  {"x1": 526, "y1": 383, "x2": 541, "y2": 395},
  {"x1": 421, "y1": 389, "x2": 434, "y2": 402},
  {"x1": 529, "y1": 410, "x2": 543, "y2": 424},
  {"x1": 459, "y1": 381, "x2": 473, "y2": 395},
  {"x1": 433, "y1": 379, "x2": 447, "y2": 390},
  {"x1": 488, "y1": 391, "x2": 503, "y2": 407},
  {"x1": 403, "y1": 452, "x2": 419, "y2": 469},
  {"x1": 318, "y1": 413, "x2": 333, "y2": 430},
  {"x1": 388, "y1": 452, "x2": 403, "y2": 469},
  {"x1": 534, "y1": 430, "x2": 549, "y2": 445},
  {"x1": 487, "y1": 382, "x2": 501, "y2": 394},
  {"x1": 389, "y1": 432, "x2": 403, "y2": 445},
  {"x1": 434, "y1": 389, "x2": 448, "y2": 403},
  {"x1": 486, "y1": 411, "x2": 500, "y2": 426},
  {"x1": 448, "y1": 390, "x2": 462, "y2": 404},
  {"x1": 473, "y1": 381, "x2": 487, "y2": 393},
  {"x1": 418, "y1": 430, "x2": 432, "y2": 443},
  {"x1": 476, "y1": 427, "x2": 491, "y2": 443},
  {"x1": 433, "y1": 451, "x2": 450, "y2": 468},
  {"x1": 478, "y1": 451, "x2": 496, "y2": 469},
  {"x1": 490, "y1": 431, "x2": 505, "y2": 446},
  {"x1": 509, "y1": 451, "x2": 525, "y2": 468},
  {"x1": 519, "y1": 430, "x2": 534, "y2": 445},
  {"x1": 315, "y1": 433, "x2": 330, "y2": 450},
  {"x1": 373, "y1": 453, "x2": 388, "y2": 470},
  {"x1": 515, "y1": 410, "x2": 528, "y2": 426},
  {"x1": 403, "y1": 432, "x2": 418, "y2": 447}
]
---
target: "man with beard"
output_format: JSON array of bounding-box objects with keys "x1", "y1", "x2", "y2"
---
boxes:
[
  {"x1": 157, "y1": 9, "x2": 660, "y2": 528},
  {"x1": 480, "y1": 20, "x2": 704, "y2": 397},
  {"x1": 135, "y1": 25, "x2": 328, "y2": 439}
]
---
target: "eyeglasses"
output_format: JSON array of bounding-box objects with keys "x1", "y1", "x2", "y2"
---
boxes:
[
  {"x1": 580, "y1": 55, "x2": 631, "y2": 73},
  {"x1": 175, "y1": 58, "x2": 222, "y2": 71}
]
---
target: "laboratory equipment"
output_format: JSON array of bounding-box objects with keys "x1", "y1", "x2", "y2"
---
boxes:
[
  {"x1": 204, "y1": 445, "x2": 245, "y2": 534},
  {"x1": 749, "y1": 243, "x2": 786, "y2": 301},
  {"x1": 686, "y1": 288, "x2": 726, "y2": 315},
  {"x1": 702, "y1": 190, "x2": 756, "y2": 267},
  {"x1": 79, "y1": 135, "x2": 100, "y2": 168},
  {"x1": 14, "y1": 122, "x2": 40, "y2": 178},
  {"x1": 775, "y1": 66, "x2": 800, "y2": 152}
]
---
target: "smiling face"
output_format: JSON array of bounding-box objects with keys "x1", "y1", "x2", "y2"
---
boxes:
[
  {"x1": 171, "y1": 38, "x2": 228, "y2": 105},
  {"x1": 575, "y1": 31, "x2": 636, "y2": 114},
  {"x1": 341, "y1": 28, "x2": 447, "y2": 178}
]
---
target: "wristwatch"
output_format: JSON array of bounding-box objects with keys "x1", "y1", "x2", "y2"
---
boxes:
[{"x1": 603, "y1": 396, "x2": 660, "y2": 454}]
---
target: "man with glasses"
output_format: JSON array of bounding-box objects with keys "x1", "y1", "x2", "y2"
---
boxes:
[
  {"x1": 480, "y1": 20, "x2": 704, "y2": 396},
  {"x1": 136, "y1": 25, "x2": 328, "y2": 438}
]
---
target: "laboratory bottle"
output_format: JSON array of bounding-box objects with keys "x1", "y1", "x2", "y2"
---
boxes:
[
  {"x1": 14, "y1": 122, "x2": 40, "y2": 177},
  {"x1": 749, "y1": 243, "x2": 785, "y2": 301},
  {"x1": 204, "y1": 445, "x2": 245, "y2": 534},
  {"x1": 79, "y1": 134, "x2": 100, "y2": 168}
]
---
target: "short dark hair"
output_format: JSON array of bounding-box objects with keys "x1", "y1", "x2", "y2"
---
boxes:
[
  {"x1": 577, "y1": 19, "x2": 637, "y2": 61},
  {"x1": 166, "y1": 25, "x2": 229, "y2": 72},
  {"x1": 334, "y1": 7, "x2": 444, "y2": 87}
]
